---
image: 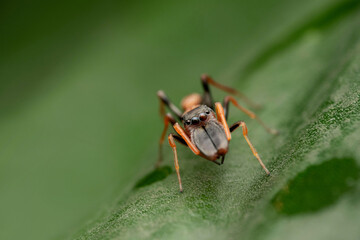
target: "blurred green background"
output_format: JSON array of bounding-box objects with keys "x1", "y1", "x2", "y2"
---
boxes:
[{"x1": 1, "y1": 1, "x2": 360, "y2": 240}]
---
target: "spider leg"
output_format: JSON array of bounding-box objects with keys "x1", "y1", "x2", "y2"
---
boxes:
[
  {"x1": 173, "y1": 123, "x2": 200, "y2": 155},
  {"x1": 212, "y1": 102, "x2": 231, "y2": 165},
  {"x1": 221, "y1": 155, "x2": 225, "y2": 165},
  {"x1": 157, "y1": 90, "x2": 183, "y2": 120},
  {"x1": 201, "y1": 74, "x2": 261, "y2": 109},
  {"x1": 223, "y1": 95, "x2": 278, "y2": 135},
  {"x1": 200, "y1": 74, "x2": 214, "y2": 108},
  {"x1": 230, "y1": 121, "x2": 270, "y2": 175},
  {"x1": 168, "y1": 134, "x2": 183, "y2": 193},
  {"x1": 215, "y1": 102, "x2": 231, "y2": 141},
  {"x1": 156, "y1": 113, "x2": 177, "y2": 168},
  {"x1": 168, "y1": 125, "x2": 201, "y2": 193},
  {"x1": 157, "y1": 113, "x2": 189, "y2": 167}
]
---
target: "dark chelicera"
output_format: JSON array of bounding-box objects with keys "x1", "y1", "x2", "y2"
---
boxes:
[{"x1": 192, "y1": 121, "x2": 228, "y2": 161}]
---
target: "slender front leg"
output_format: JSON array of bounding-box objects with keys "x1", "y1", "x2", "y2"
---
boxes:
[
  {"x1": 157, "y1": 90, "x2": 183, "y2": 120},
  {"x1": 201, "y1": 74, "x2": 260, "y2": 109},
  {"x1": 168, "y1": 134, "x2": 183, "y2": 192},
  {"x1": 223, "y1": 96, "x2": 278, "y2": 135},
  {"x1": 215, "y1": 102, "x2": 231, "y2": 141},
  {"x1": 173, "y1": 123, "x2": 200, "y2": 155},
  {"x1": 200, "y1": 74, "x2": 214, "y2": 108},
  {"x1": 156, "y1": 113, "x2": 177, "y2": 167},
  {"x1": 171, "y1": 123, "x2": 201, "y2": 192},
  {"x1": 230, "y1": 121, "x2": 270, "y2": 175}
]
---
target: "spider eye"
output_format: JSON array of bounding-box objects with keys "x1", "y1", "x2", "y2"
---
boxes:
[
  {"x1": 191, "y1": 117, "x2": 200, "y2": 125},
  {"x1": 185, "y1": 120, "x2": 191, "y2": 125},
  {"x1": 199, "y1": 113, "x2": 207, "y2": 121},
  {"x1": 205, "y1": 110, "x2": 210, "y2": 114}
]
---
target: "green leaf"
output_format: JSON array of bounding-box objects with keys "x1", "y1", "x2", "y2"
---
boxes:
[
  {"x1": 73, "y1": 1, "x2": 360, "y2": 240},
  {"x1": 1, "y1": 1, "x2": 360, "y2": 240}
]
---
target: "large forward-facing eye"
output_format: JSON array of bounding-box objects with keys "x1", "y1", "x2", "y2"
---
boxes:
[
  {"x1": 191, "y1": 117, "x2": 200, "y2": 125},
  {"x1": 199, "y1": 113, "x2": 207, "y2": 121},
  {"x1": 184, "y1": 119, "x2": 191, "y2": 125}
]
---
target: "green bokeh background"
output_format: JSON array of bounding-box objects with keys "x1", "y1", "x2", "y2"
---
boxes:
[{"x1": 1, "y1": 1, "x2": 360, "y2": 240}]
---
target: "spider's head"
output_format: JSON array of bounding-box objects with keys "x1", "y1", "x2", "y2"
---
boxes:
[{"x1": 181, "y1": 105, "x2": 215, "y2": 128}]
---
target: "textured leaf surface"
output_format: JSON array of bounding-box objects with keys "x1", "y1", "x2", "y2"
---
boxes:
[{"x1": 73, "y1": 1, "x2": 360, "y2": 240}]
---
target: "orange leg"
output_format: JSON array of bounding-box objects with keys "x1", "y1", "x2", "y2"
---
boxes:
[
  {"x1": 224, "y1": 96, "x2": 278, "y2": 135},
  {"x1": 156, "y1": 113, "x2": 177, "y2": 168},
  {"x1": 215, "y1": 102, "x2": 231, "y2": 141},
  {"x1": 230, "y1": 121, "x2": 270, "y2": 175},
  {"x1": 171, "y1": 123, "x2": 201, "y2": 192},
  {"x1": 201, "y1": 74, "x2": 261, "y2": 109},
  {"x1": 173, "y1": 123, "x2": 200, "y2": 155},
  {"x1": 168, "y1": 134, "x2": 183, "y2": 192}
]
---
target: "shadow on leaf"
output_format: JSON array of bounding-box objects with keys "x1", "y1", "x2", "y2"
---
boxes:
[
  {"x1": 134, "y1": 166, "x2": 172, "y2": 189},
  {"x1": 272, "y1": 157, "x2": 360, "y2": 215}
]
